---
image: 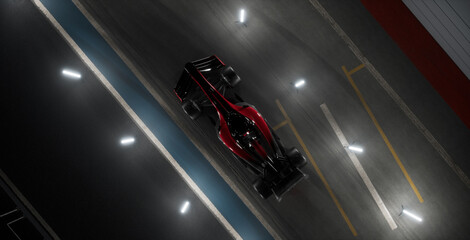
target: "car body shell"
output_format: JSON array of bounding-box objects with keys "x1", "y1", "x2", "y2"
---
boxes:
[{"x1": 174, "y1": 55, "x2": 306, "y2": 200}]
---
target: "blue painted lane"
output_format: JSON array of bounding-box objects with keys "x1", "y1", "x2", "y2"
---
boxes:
[{"x1": 39, "y1": 0, "x2": 272, "y2": 239}]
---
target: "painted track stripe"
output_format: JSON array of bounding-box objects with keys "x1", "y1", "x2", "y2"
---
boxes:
[
  {"x1": 342, "y1": 66, "x2": 424, "y2": 203},
  {"x1": 31, "y1": 1, "x2": 241, "y2": 239},
  {"x1": 272, "y1": 119, "x2": 289, "y2": 131},
  {"x1": 347, "y1": 64, "x2": 365, "y2": 75},
  {"x1": 308, "y1": 0, "x2": 470, "y2": 189},
  {"x1": 0, "y1": 169, "x2": 60, "y2": 239},
  {"x1": 320, "y1": 103, "x2": 397, "y2": 230},
  {"x1": 275, "y1": 100, "x2": 358, "y2": 236}
]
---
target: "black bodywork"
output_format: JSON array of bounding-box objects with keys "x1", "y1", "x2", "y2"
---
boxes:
[{"x1": 174, "y1": 55, "x2": 307, "y2": 200}]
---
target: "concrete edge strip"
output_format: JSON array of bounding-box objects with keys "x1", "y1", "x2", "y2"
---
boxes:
[
  {"x1": 70, "y1": 0, "x2": 280, "y2": 239},
  {"x1": 0, "y1": 168, "x2": 60, "y2": 240},
  {"x1": 308, "y1": 0, "x2": 470, "y2": 189},
  {"x1": 320, "y1": 103, "x2": 398, "y2": 230},
  {"x1": 31, "y1": 1, "x2": 241, "y2": 239}
]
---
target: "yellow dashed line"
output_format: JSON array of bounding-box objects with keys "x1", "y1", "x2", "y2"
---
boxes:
[
  {"x1": 347, "y1": 63, "x2": 365, "y2": 75},
  {"x1": 342, "y1": 65, "x2": 424, "y2": 203},
  {"x1": 275, "y1": 99, "x2": 358, "y2": 236},
  {"x1": 272, "y1": 119, "x2": 289, "y2": 131}
]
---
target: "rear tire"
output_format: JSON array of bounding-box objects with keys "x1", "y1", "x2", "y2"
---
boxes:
[
  {"x1": 182, "y1": 100, "x2": 202, "y2": 120},
  {"x1": 286, "y1": 147, "x2": 307, "y2": 168},
  {"x1": 253, "y1": 178, "x2": 272, "y2": 199},
  {"x1": 220, "y1": 66, "x2": 241, "y2": 88}
]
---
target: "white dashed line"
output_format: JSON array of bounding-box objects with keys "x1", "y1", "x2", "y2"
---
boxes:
[
  {"x1": 0, "y1": 168, "x2": 60, "y2": 239},
  {"x1": 321, "y1": 103, "x2": 398, "y2": 230}
]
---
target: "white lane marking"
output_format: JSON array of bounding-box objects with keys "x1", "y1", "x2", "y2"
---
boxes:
[
  {"x1": 71, "y1": 1, "x2": 280, "y2": 239},
  {"x1": 321, "y1": 103, "x2": 398, "y2": 230},
  {"x1": 7, "y1": 216, "x2": 25, "y2": 240},
  {"x1": 0, "y1": 209, "x2": 18, "y2": 218},
  {"x1": 32, "y1": 1, "x2": 241, "y2": 239},
  {"x1": 0, "y1": 169, "x2": 60, "y2": 239},
  {"x1": 308, "y1": 0, "x2": 470, "y2": 189}
]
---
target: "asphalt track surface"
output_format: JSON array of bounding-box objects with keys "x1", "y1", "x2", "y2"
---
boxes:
[
  {"x1": 75, "y1": 0, "x2": 470, "y2": 239},
  {"x1": 1, "y1": 1, "x2": 231, "y2": 239},
  {"x1": 3, "y1": 0, "x2": 470, "y2": 239}
]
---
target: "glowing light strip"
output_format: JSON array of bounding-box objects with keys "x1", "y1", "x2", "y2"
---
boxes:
[
  {"x1": 295, "y1": 79, "x2": 305, "y2": 88},
  {"x1": 348, "y1": 146, "x2": 363, "y2": 153},
  {"x1": 120, "y1": 137, "x2": 135, "y2": 145},
  {"x1": 240, "y1": 9, "x2": 245, "y2": 23},
  {"x1": 180, "y1": 201, "x2": 190, "y2": 214},
  {"x1": 62, "y1": 69, "x2": 81, "y2": 79},
  {"x1": 403, "y1": 210, "x2": 422, "y2": 222}
]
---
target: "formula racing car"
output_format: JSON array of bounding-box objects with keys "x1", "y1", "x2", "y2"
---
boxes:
[{"x1": 174, "y1": 55, "x2": 307, "y2": 200}]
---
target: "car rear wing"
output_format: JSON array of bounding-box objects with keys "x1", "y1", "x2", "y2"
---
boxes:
[
  {"x1": 174, "y1": 55, "x2": 225, "y2": 102},
  {"x1": 191, "y1": 55, "x2": 225, "y2": 72}
]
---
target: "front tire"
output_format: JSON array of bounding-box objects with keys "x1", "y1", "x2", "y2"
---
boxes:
[
  {"x1": 182, "y1": 100, "x2": 202, "y2": 120},
  {"x1": 220, "y1": 66, "x2": 241, "y2": 88}
]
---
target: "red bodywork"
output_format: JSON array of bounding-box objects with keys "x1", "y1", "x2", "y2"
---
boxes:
[
  {"x1": 175, "y1": 56, "x2": 275, "y2": 163},
  {"x1": 218, "y1": 103, "x2": 274, "y2": 162},
  {"x1": 175, "y1": 56, "x2": 307, "y2": 200},
  {"x1": 191, "y1": 69, "x2": 274, "y2": 163}
]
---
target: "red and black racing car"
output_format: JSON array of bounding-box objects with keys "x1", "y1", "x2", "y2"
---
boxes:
[{"x1": 174, "y1": 55, "x2": 307, "y2": 200}]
